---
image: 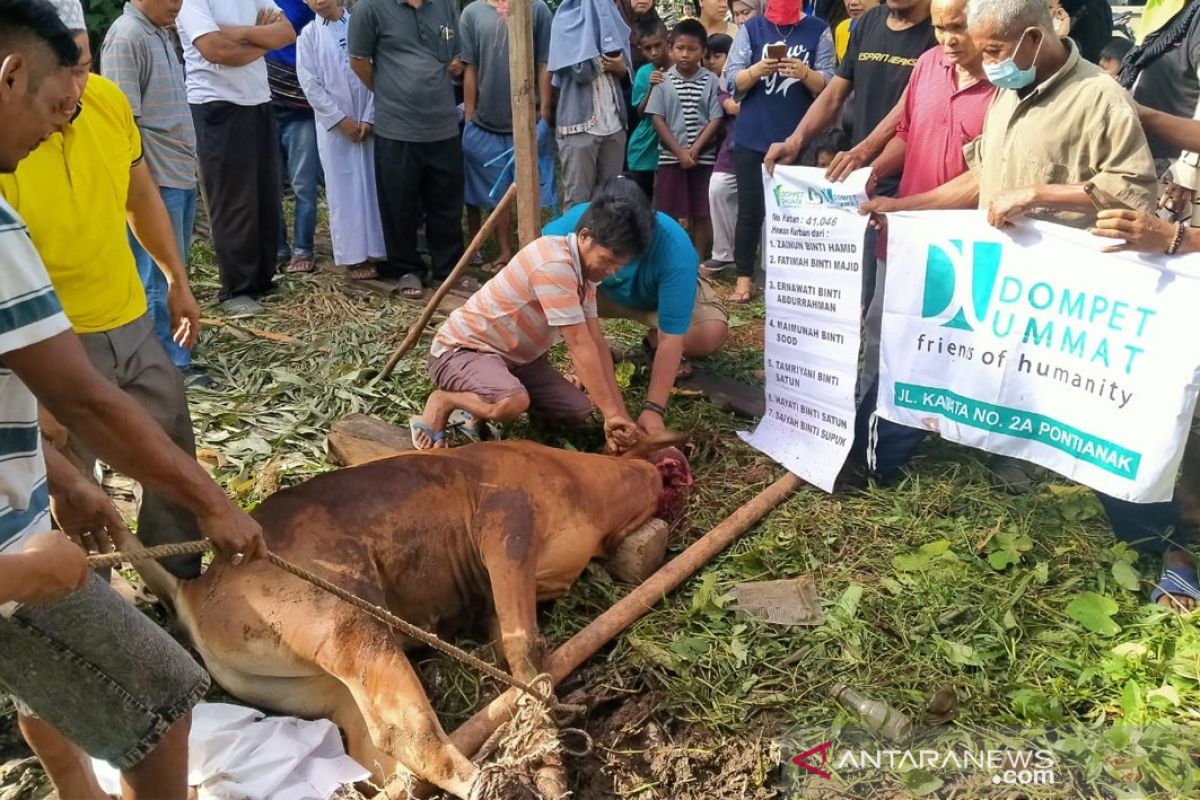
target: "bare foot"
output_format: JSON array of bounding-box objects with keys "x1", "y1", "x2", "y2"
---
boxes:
[
  {"x1": 1157, "y1": 548, "x2": 1198, "y2": 613},
  {"x1": 729, "y1": 276, "x2": 753, "y2": 303}
]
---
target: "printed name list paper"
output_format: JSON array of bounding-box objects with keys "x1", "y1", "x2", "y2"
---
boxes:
[
  {"x1": 878, "y1": 211, "x2": 1200, "y2": 503},
  {"x1": 738, "y1": 165, "x2": 870, "y2": 492}
]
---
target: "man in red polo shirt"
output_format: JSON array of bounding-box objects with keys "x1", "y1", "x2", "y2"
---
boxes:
[{"x1": 850, "y1": 0, "x2": 995, "y2": 479}]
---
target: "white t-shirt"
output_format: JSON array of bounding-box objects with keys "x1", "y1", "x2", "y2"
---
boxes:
[
  {"x1": 0, "y1": 197, "x2": 73, "y2": 617},
  {"x1": 177, "y1": 0, "x2": 282, "y2": 106}
]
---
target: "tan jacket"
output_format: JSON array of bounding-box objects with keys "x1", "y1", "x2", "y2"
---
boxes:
[{"x1": 965, "y1": 40, "x2": 1158, "y2": 229}]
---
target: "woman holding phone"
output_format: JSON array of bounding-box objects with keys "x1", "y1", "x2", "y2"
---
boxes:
[{"x1": 723, "y1": 0, "x2": 836, "y2": 301}]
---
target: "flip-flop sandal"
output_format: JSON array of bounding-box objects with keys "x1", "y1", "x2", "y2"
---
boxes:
[
  {"x1": 396, "y1": 274, "x2": 425, "y2": 299},
  {"x1": 447, "y1": 409, "x2": 501, "y2": 442},
  {"x1": 409, "y1": 417, "x2": 447, "y2": 450},
  {"x1": 701, "y1": 259, "x2": 733, "y2": 273},
  {"x1": 1151, "y1": 566, "x2": 1200, "y2": 608},
  {"x1": 440, "y1": 276, "x2": 482, "y2": 293},
  {"x1": 482, "y1": 258, "x2": 510, "y2": 274},
  {"x1": 285, "y1": 257, "x2": 315, "y2": 274},
  {"x1": 728, "y1": 290, "x2": 752, "y2": 304}
]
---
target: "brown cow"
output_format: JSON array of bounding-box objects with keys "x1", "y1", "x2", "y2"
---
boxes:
[{"x1": 144, "y1": 440, "x2": 689, "y2": 798}]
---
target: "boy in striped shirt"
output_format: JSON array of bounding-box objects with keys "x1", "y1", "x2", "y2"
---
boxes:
[
  {"x1": 413, "y1": 192, "x2": 654, "y2": 451},
  {"x1": 646, "y1": 19, "x2": 722, "y2": 258}
]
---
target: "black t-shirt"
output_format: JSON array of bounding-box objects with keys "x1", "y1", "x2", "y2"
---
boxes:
[
  {"x1": 1132, "y1": 9, "x2": 1200, "y2": 162},
  {"x1": 837, "y1": 6, "x2": 937, "y2": 146}
]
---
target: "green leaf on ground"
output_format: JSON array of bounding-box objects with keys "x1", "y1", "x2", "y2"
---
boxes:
[
  {"x1": 1065, "y1": 592, "x2": 1121, "y2": 636},
  {"x1": 901, "y1": 768, "x2": 944, "y2": 796},
  {"x1": 1111, "y1": 560, "x2": 1140, "y2": 592}
]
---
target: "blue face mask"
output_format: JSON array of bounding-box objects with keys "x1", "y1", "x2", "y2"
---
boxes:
[{"x1": 983, "y1": 29, "x2": 1042, "y2": 90}]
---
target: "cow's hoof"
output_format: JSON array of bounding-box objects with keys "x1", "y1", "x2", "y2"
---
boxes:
[{"x1": 534, "y1": 753, "x2": 569, "y2": 799}]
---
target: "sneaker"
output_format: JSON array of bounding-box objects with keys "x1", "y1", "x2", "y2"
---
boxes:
[
  {"x1": 702, "y1": 259, "x2": 733, "y2": 273},
  {"x1": 180, "y1": 365, "x2": 223, "y2": 391},
  {"x1": 220, "y1": 295, "x2": 264, "y2": 318}
]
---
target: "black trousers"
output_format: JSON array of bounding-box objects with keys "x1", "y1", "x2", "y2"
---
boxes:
[
  {"x1": 732, "y1": 145, "x2": 766, "y2": 279},
  {"x1": 191, "y1": 101, "x2": 281, "y2": 301},
  {"x1": 374, "y1": 134, "x2": 465, "y2": 280}
]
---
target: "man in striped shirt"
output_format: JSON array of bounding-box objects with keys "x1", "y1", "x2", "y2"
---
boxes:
[{"x1": 414, "y1": 191, "x2": 655, "y2": 451}]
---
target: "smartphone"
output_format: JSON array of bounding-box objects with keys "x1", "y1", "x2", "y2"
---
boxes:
[
  {"x1": 1084, "y1": 182, "x2": 1132, "y2": 211},
  {"x1": 604, "y1": 50, "x2": 622, "y2": 58},
  {"x1": 767, "y1": 42, "x2": 787, "y2": 60}
]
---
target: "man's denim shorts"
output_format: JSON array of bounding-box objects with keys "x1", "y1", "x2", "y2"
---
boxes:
[{"x1": 0, "y1": 573, "x2": 208, "y2": 769}]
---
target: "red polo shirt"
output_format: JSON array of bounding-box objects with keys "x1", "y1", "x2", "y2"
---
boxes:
[{"x1": 896, "y1": 46, "x2": 996, "y2": 198}]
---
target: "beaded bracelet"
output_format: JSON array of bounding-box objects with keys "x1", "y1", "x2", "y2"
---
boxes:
[{"x1": 1167, "y1": 221, "x2": 1187, "y2": 256}]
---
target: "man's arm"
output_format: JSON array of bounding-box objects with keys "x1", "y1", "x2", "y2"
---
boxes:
[
  {"x1": 651, "y1": 115, "x2": 688, "y2": 163},
  {"x1": 220, "y1": 9, "x2": 295, "y2": 50},
  {"x1": 870, "y1": 136, "x2": 907, "y2": 183},
  {"x1": 42, "y1": 441, "x2": 127, "y2": 553},
  {"x1": 560, "y1": 320, "x2": 630, "y2": 423},
  {"x1": 764, "y1": 76, "x2": 853, "y2": 173},
  {"x1": 861, "y1": 169, "x2": 979, "y2": 213},
  {"x1": 350, "y1": 57, "x2": 374, "y2": 91},
  {"x1": 463, "y1": 63, "x2": 478, "y2": 121},
  {"x1": 827, "y1": 87, "x2": 906, "y2": 181},
  {"x1": 0, "y1": 532, "x2": 89, "y2": 606},
  {"x1": 192, "y1": 32, "x2": 267, "y2": 66},
  {"x1": 1138, "y1": 105, "x2": 1200, "y2": 153},
  {"x1": 690, "y1": 117, "x2": 723, "y2": 157},
  {"x1": 537, "y1": 62, "x2": 552, "y2": 121},
  {"x1": 5, "y1": 332, "x2": 266, "y2": 562},
  {"x1": 126, "y1": 161, "x2": 200, "y2": 349},
  {"x1": 640, "y1": 332, "x2": 684, "y2": 434}
]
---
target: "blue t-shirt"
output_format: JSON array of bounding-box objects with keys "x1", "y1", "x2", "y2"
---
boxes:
[{"x1": 544, "y1": 204, "x2": 698, "y2": 335}]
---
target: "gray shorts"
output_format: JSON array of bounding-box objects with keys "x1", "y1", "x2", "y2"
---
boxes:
[
  {"x1": 429, "y1": 349, "x2": 593, "y2": 423},
  {"x1": 0, "y1": 573, "x2": 208, "y2": 769}
]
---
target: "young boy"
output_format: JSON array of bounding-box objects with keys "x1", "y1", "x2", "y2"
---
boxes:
[
  {"x1": 295, "y1": 0, "x2": 385, "y2": 279},
  {"x1": 704, "y1": 32, "x2": 736, "y2": 272},
  {"x1": 1098, "y1": 36, "x2": 1133, "y2": 80},
  {"x1": 646, "y1": 19, "x2": 722, "y2": 257},
  {"x1": 627, "y1": 20, "x2": 671, "y2": 200},
  {"x1": 800, "y1": 129, "x2": 850, "y2": 169},
  {"x1": 411, "y1": 193, "x2": 654, "y2": 451}
]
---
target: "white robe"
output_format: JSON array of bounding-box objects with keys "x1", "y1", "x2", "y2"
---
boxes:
[{"x1": 296, "y1": 14, "x2": 385, "y2": 266}]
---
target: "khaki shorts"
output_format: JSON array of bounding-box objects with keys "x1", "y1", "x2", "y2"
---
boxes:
[{"x1": 597, "y1": 277, "x2": 728, "y2": 332}]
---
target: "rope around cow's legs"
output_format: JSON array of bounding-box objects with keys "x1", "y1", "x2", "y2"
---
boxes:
[{"x1": 88, "y1": 540, "x2": 578, "y2": 713}]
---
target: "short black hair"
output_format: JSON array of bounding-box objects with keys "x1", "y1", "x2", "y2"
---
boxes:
[
  {"x1": 636, "y1": 18, "x2": 669, "y2": 42},
  {"x1": 0, "y1": 0, "x2": 79, "y2": 73},
  {"x1": 1099, "y1": 36, "x2": 1134, "y2": 64},
  {"x1": 707, "y1": 33, "x2": 733, "y2": 56},
  {"x1": 800, "y1": 128, "x2": 850, "y2": 166},
  {"x1": 670, "y1": 19, "x2": 708, "y2": 50},
  {"x1": 578, "y1": 177, "x2": 655, "y2": 261}
]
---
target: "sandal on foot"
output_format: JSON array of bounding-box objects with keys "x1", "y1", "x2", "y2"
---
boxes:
[
  {"x1": 409, "y1": 418, "x2": 447, "y2": 450},
  {"x1": 728, "y1": 290, "x2": 752, "y2": 304},
  {"x1": 447, "y1": 409, "x2": 501, "y2": 442},
  {"x1": 348, "y1": 263, "x2": 379, "y2": 281},
  {"x1": 701, "y1": 259, "x2": 733, "y2": 274},
  {"x1": 285, "y1": 256, "x2": 315, "y2": 274},
  {"x1": 1151, "y1": 566, "x2": 1200, "y2": 608},
  {"x1": 482, "y1": 258, "x2": 510, "y2": 274},
  {"x1": 396, "y1": 273, "x2": 425, "y2": 299}
]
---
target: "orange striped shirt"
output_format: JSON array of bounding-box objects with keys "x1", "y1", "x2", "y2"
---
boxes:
[{"x1": 432, "y1": 235, "x2": 597, "y2": 366}]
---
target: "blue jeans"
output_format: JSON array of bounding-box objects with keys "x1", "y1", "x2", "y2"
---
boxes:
[
  {"x1": 274, "y1": 105, "x2": 319, "y2": 260},
  {"x1": 128, "y1": 186, "x2": 196, "y2": 369}
]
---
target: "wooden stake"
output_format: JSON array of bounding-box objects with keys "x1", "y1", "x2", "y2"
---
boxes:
[
  {"x1": 507, "y1": 0, "x2": 541, "y2": 248},
  {"x1": 386, "y1": 472, "x2": 803, "y2": 798},
  {"x1": 375, "y1": 183, "x2": 517, "y2": 382}
]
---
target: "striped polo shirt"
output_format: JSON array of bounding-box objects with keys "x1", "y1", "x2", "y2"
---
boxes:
[
  {"x1": 432, "y1": 235, "x2": 597, "y2": 367},
  {"x1": 100, "y1": 3, "x2": 198, "y2": 189},
  {"x1": 0, "y1": 197, "x2": 73, "y2": 615},
  {"x1": 644, "y1": 65, "x2": 721, "y2": 166}
]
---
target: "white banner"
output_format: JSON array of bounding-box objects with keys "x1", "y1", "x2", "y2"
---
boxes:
[
  {"x1": 738, "y1": 166, "x2": 869, "y2": 492},
  {"x1": 878, "y1": 211, "x2": 1200, "y2": 502}
]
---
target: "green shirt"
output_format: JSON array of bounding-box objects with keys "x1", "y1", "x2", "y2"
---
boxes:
[{"x1": 627, "y1": 63, "x2": 661, "y2": 172}]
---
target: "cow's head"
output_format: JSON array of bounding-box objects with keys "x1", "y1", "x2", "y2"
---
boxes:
[{"x1": 619, "y1": 430, "x2": 693, "y2": 520}]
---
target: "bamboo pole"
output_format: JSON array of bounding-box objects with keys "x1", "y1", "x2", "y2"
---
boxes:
[
  {"x1": 375, "y1": 183, "x2": 517, "y2": 382},
  {"x1": 386, "y1": 472, "x2": 802, "y2": 797},
  {"x1": 507, "y1": 0, "x2": 541, "y2": 248}
]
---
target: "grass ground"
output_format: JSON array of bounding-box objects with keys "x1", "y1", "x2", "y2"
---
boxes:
[{"x1": 2, "y1": 220, "x2": 1197, "y2": 799}]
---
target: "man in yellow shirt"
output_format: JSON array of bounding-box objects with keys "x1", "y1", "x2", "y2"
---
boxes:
[{"x1": 0, "y1": 0, "x2": 206, "y2": 581}]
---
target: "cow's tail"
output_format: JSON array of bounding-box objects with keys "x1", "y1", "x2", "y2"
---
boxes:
[{"x1": 109, "y1": 525, "x2": 183, "y2": 615}]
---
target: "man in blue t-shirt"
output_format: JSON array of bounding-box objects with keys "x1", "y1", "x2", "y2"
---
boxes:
[{"x1": 544, "y1": 178, "x2": 729, "y2": 435}]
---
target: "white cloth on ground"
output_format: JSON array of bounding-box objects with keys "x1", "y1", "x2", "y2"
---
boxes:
[
  {"x1": 295, "y1": 13, "x2": 385, "y2": 266},
  {"x1": 91, "y1": 702, "x2": 370, "y2": 799}
]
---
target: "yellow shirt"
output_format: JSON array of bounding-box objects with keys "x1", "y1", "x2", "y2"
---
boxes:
[
  {"x1": 0, "y1": 75, "x2": 147, "y2": 334},
  {"x1": 835, "y1": 18, "x2": 851, "y2": 64}
]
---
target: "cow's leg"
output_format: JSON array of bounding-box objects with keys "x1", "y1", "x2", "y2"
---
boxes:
[
  {"x1": 316, "y1": 616, "x2": 478, "y2": 798},
  {"x1": 475, "y1": 492, "x2": 567, "y2": 798}
]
